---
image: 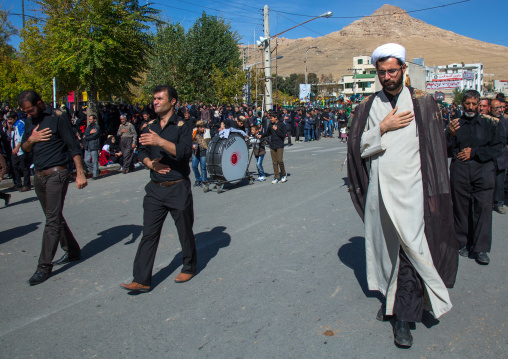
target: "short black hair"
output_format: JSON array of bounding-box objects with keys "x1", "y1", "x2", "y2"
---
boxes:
[
  {"x1": 89, "y1": 115, "x2": 97, "y2": 120},
  {"x1": 17, "y1": 90, "x2": 42, "y2": 107},
  {"x1": 153, "y1": 84, "x2": 178, "y2": 103},
  {"x1": 268, "y1": 110, "x2": 278, "y2": 118},
  {"x1": 462, "y1": 90, "x2": 480, "y2": 103},
  {"x1": 6, "y1": 111, "x2": 17, "y2": 119},
  {"x1": 376, "y1": 56, "x2": 403, "y2": 67},
  {"x1": 480, "y1": 97, "x2": 491, "y2": 106}
]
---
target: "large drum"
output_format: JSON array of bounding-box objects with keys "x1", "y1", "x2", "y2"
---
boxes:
[{"x1": 206, "y1": 133, "x2": 249, "y2": 183}]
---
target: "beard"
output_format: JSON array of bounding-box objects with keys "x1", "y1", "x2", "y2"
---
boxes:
[
  {"x1": 464, "y1": 110, "x2": 478, "y2": 118},
  {"x1": 381, "y1": 75, "x2": 403, "y2": 92}
]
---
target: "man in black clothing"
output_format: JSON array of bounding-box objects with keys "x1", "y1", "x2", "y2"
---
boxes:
[
  {"x1": 282, "y1": 108, "x2": 292, "y2": 146},
  {"x1": 490, "y1": 99, "x2": 508, "y2": 214},
  {"x1": 260, "y1": 111, "x2": 287, "y2": 184},
  {"x1": 19, "y1": 90, "x2": 88, "y2": 286},
  {"x1": 121, "y1": 85, "x2": 196, "y2": 293},
  {"x1": 447, "y1": 90, "x2": 504, "y2": 265},
  {"x1": 84, "y1": 115, "x2": 101, "y2": 180}
]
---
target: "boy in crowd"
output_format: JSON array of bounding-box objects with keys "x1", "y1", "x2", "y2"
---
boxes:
[
  {"x1": 247, "y1": 125, "x2": 266, "y2": 181},
  {"x1": 259, "y1": 111, "x2": 287, "y2": 184}
]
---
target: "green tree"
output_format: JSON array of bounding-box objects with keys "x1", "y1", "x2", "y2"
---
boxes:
[
  {"x1": 452, "y1": 88, "x2": 466, "y2": 105},
  {"x1": 211, "y1": 62, "x2": 247, "y2": 105},
  {"x1": 22, "y1": 0, "x2": 159, "y2": 119},
  {"x1": 146, "y1": 12, "x2": 242, "y2": 103}
]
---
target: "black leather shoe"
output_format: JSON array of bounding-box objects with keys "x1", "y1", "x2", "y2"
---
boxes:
[
  {"x1": 475, "y1": 252, "x2": 490, "y2": 265},
  {"x1": 459, "y1": 246, "x2": 469, "y2": 257},
  {"x1": 52, "y1": 253, "x2": 82, "y2": 266},
  {"x1": 393, "y1": 320, "x2": 413, "y2": 347},
  {"x1": 28, "y1": 270, "x2": 51, "y2": 285}
]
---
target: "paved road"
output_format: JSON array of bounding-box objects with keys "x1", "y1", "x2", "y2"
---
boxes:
[{"x1": 0, "y1": 138, "x2": 506, "y2": 358}]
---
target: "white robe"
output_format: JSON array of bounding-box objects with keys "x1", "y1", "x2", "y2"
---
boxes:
[{"x1": 360, "y1": 87, "x2": 452, "y2": 318}]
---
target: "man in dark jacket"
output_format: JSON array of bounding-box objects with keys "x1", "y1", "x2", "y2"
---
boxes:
[
  {"x1": 490, "y1": 99, "x2": 508, "y2": 214},
  {"x1": 260, "y1": 111, "x2": 287, "y2": 184},
  {"x1": 84, "y1": 115, "x2": 101, "y2": 179}
]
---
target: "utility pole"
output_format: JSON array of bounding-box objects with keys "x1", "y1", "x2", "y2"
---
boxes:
[
  {"x1": 263, "y1": 5, "x2": 272, "y2": 112},
  {"x1": 348, "y1": 68, "x2": 359, "y2": 98},
  {"x1": 242, "y1": 47, "x2": 247, "y2": 103},
  {"x1": 22, "y1": 0, "x2": 25, "y2": 28}
]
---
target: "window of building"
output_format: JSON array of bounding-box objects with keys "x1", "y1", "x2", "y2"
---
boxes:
[
  {"x1": 370, "y1": 70, "x2": 376, "y2": 74},
  {"x1": 358, "y1": 59, "x2": 363, "y2": 65}
]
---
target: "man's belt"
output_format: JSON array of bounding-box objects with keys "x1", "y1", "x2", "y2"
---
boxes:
[
  {"x1": 151, "y1": 178, "x2": 185, "y2": 187},
  {"x1": 35, "y1": 165, "x2": 68, "y2": 176}
]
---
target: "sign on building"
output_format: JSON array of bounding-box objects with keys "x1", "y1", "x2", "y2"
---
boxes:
[
  {"x1": 426, "y1": 81, "x2": 462, "y2": 90},
  {"x1": 299, "y1": 84, "x2": 311, "y2": 102}
]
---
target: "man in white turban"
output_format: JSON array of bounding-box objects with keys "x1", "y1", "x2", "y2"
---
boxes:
[{"x1": 347, "y1": 43, "x2": 458, "y2": 348}]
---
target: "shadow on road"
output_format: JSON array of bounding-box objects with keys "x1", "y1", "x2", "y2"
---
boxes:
[
  {"x1": 0, "y1": 222, "x2": 42, "y2": 245},
  {"x1": 0, "y1": 196, "x2": 39, "y2": 209},
  {"x1": 150, "y1": 226, "x2": 231, "y2": 289},
  {"x1": 337, "y1": 236, "x2": 383, "y2": 302},
  {"x1": 52, "y1": 224, "x2": 143, "y2": 276}
]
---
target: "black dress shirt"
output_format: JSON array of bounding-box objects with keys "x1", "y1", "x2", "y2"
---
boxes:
[
  {"x1": 21, "y1": 107, "x2": 82, "y2": 170},
  {"x1": 138, "y1": 113, "x2": 192, "y2": 182},
  {"x1": 446, "y1": 114, "x2": 504, "y2": 163}
]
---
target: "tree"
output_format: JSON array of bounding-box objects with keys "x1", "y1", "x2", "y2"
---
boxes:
[
  {"x1": 211, "y1": 62, "x2": 247, "y2": 105},
  {"x1": 452, "y1": 88, "x2": 466, "y2": 105},
  {"x1": 22, "y1": 0, "x2": 159, "y2": 120},
  {"x1": 145, "y1": 12, "x2": 242, "y2": 104}
]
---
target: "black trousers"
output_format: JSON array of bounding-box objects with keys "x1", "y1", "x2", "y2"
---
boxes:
[
  {"x1": 493, "y1": 168, "x2": 506, "y2": 207},
  {"x1": 295, "y1": 126, "x2": 300, "y2": 142},
  {"x1": 450, "y1": 160, "x2": 494, "y2": 253},
  {"x1": 34, "y1": 168, "x2": 80, "y2": 273},
  {"x1": 12, "y1": 154, "x2": 31, "y2": 188},
  {"x1": 120, "y1": 137, "x2": 134, "y2": 170},
  {"x1": 133, "y1": 179, "x2": 197, "y2": 286},
  {"x1": 393, "y1": 247, "x2": 424, "y2": 322},
  {"x1": 286, "y1": 128, "x2": 292, "y2": 145}
]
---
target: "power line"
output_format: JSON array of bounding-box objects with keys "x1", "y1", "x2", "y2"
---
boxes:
[
  {"x1": 270, "y1": 0, "x2": 471, "y2": 19},
  {"x1": 207, "y1": 0, "x2": 262, "y2": 14},
  {"x1": 151, "y1": 2, "x2": 262, "y2": 25},
  {"x1": 172, "y1": 0, "x2": 261, "y2": 20}
]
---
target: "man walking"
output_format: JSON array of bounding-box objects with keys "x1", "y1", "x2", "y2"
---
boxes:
[
  {"x1": 121, "y1": 85, "x2": 196, "y2": 293},
  {"x1": 348, "y1": 43, "x2": 457, "y2": 348},
  {"x1": 117, "y1": 113, "x2": 137, "y2": 173},
  {"x1": 84, "y1": 115, "x2": 101, "y2": 180},
  {"x1": 447, "y1": 92, "x2": 504, "y2": 264},
  {"x1": 490, "y1": 99, "x2": 508, "y2": 214},
  {"x1": 6, "y1": 111, "x2": 31, "y2": 191},
  {"x1": 19, "y1": 90, "x2": 87, "y2": 286}
]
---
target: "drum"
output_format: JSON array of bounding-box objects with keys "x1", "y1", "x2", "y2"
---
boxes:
[{"x1": 206, "y1": 133, "x2": 248, "y2": 183}]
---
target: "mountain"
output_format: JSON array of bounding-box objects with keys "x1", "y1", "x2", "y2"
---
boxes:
[{"x1": 246, "y1": 4, "x2": 508, "y2": 82}]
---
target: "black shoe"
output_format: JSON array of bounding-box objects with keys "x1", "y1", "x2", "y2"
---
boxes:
[
  {"x1": 52, "y1": 253, "x2": 82, "y2": 266},
  {"x1": 28, "y1": 270, "x2": 51, "y2": 285},
  {"x1": 4, "y1": 193, "x2": 11, "y2": 206},
  {"x1": 376, "y1": 305, "x2": 392, "y2": 322},
  {"x1": 459, "y1": 246, "x2": 469, "y2": 257},
  {"x1": 475, "y1": 252, "x2": 490, "y2": 265},
  {"x1": 393, "y1": 320, "x2": 413, "y2": 347},
  {"x1": 193, "y1": 181, "x2": 201, "y2": 187}
]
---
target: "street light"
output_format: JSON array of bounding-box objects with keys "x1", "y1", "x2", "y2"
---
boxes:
[
  {"x1": 305, "y1": 46, "x2": 319, "y2": 84},
  {"x1": 271, "y1": 11, "x2": 334, "y2": 39},
  {"x1": 261, "y1": 6, "x2": 332, "y2": 112}
]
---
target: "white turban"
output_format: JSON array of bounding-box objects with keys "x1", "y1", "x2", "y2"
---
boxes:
[{"x1": 371, "y1": 43, "x2": 406, "y2": 66}]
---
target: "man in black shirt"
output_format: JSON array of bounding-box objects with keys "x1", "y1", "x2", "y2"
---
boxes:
[
  {"x1": 19, "y1": 90, "x2": 88, "y2": 286},
  {"x1": 121, "y1": 85, "x2": 196, "y2": 293},
  {"x1": 447, "y1": 90, "x2": 504, "y2": 265}
]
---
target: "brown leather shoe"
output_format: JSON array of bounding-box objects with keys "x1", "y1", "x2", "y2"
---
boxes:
[
  {"x1": 174, "y1": 272, "x2": 194, "y2": 283},
  {"x1": 20, "y1": 186, "x2": 31, "y2": 192},
  {"x1": 120, "y1": 282, "x2": 150, "y2": 292}
]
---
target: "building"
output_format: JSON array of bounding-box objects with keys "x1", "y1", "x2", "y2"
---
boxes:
[
  {"x1": 339, "y1": 56, "x2": 382, "y2": 98},
  {"x1": 425, "y1": 62, "x2": 484, "y2": 99},
  {"x1": 493, "y1": 80, "x2": 508, "y2": 95}
]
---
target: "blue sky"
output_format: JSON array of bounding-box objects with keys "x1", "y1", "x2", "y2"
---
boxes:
[{"x1": 3, "y1": 0, "x2": 507, "y2": 49}]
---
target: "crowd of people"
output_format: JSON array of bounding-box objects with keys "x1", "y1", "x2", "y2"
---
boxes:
[{"x1": 0, "y1": 98, "x2": 354, "y2": 191}]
